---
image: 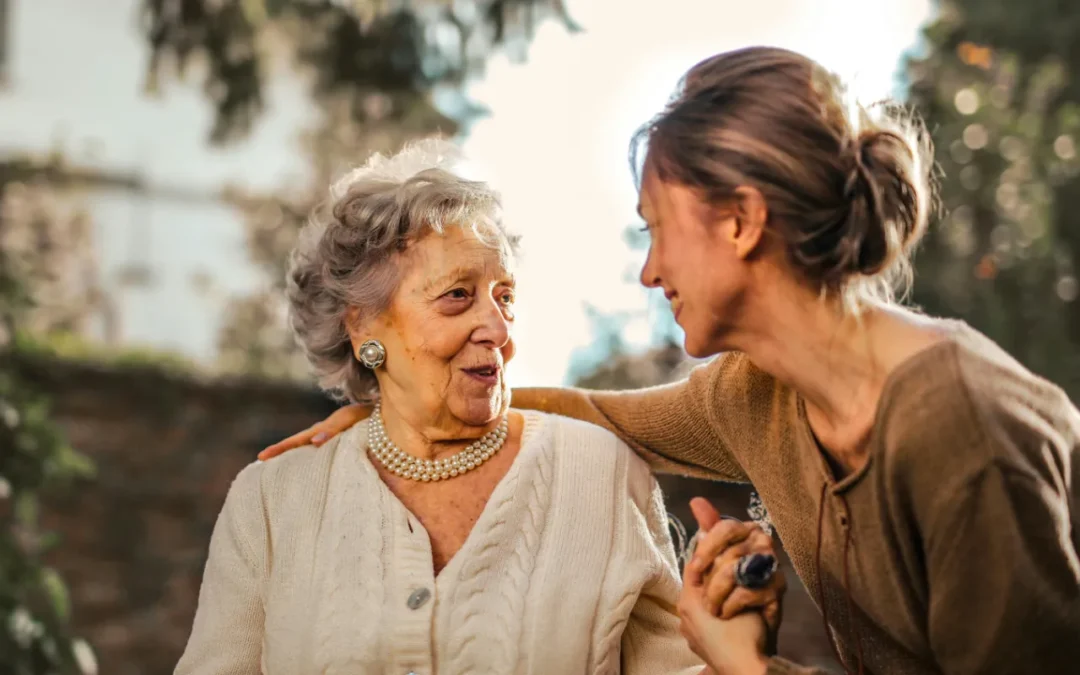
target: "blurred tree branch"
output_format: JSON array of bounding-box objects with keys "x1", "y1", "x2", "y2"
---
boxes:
[{"x1": 140, "y1": 0, "x2": 580, "y2": 144}]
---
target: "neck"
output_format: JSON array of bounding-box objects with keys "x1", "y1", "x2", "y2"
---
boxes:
[
  {"x1": 727, "y1": 283, "x2": 891, "y2": 460},
  {"x1": 375, "y1": 398, "x2": 503, "y2": 462}
]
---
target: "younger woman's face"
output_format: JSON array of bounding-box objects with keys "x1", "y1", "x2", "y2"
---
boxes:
[{"x1": 637, "y1": 165, "x2": 754, "y2": 358}]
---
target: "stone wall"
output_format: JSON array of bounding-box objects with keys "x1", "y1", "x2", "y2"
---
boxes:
[{"x1": 21, "y1": 355, "x2": 836, "y2": 673}]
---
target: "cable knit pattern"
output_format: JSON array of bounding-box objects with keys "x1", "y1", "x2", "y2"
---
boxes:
[
  {"x1": 593, "y1": 444, "x2": 685, "y2": 675},
  {"x1": 175, "y1": 411, "x2": 702, "y2": 675},
  {"x1": 446, "y1": 414, "x2": 553, "y2": 673},
  {"x1": 593, "y1": 588, "x2": 640, "y2": 673},
  {"x1": 313, "y1": 422, "x2": 386, "y2": 673}
]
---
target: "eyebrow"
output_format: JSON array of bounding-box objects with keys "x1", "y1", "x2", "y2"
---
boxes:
[
  {"x1": 423, "y1": 266, "x2": 516, "y2": 292},
  {"x1": 424, "y1": 267, "x2": 472, "y2": 292}
]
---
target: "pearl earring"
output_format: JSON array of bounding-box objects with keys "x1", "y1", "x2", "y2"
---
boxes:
[{"x1": 357, "y1": 339, "x2": 386, "y2": 369}]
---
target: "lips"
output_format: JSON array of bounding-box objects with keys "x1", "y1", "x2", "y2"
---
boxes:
[{"x1": 463, "y1": 364, "x2": 501, "y2": 385}]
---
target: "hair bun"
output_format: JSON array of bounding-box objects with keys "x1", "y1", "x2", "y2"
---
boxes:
[
  {"x1": 635, "y1": 46, "x2": 935, "y2": 306},
  {"x1": 836, "y1": 127, "x2": 927, "y2": 278}
]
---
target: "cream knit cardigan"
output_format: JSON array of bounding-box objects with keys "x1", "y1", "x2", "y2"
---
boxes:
[{"x1": 175, "y1": 411, "x2": 703, "y2": 675}]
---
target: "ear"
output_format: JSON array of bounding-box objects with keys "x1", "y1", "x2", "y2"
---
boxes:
[
  {"x1": 727, "y1": 185, "x2": 768, "y2": 260},
  {"x1": 345, "y1": 306, "x2": 369, "y2": 351}
]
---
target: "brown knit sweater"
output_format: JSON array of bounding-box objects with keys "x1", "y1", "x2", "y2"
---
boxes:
[{"x1": 513, "y1": 321, "x2": 1080, "y2": 674}]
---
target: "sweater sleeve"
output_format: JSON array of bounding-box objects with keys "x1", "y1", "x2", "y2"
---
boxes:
[
  {"x1": 881, "y1": 342, "x2": 1080, "y2": 673},
  {"x1": 923, "y1": 461, "x2": 1080, "y2": 673},
  {"x1": 512, "y1": 355, "x2": 765, "y2": 482},
  {"x1": 175, "y1": 463, "x2": 267, "y2": 675},
  {"x1": 620, "y1": 475, "x2": 706, "y2": 675}
]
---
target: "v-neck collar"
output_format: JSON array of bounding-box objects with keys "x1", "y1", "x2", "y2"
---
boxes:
[
  {"x1": 352, "y1": 411, "x2": 547, "y2": 580},
  {"x1": 794, "y1": 331, "x2": 962, "y2": 494}
]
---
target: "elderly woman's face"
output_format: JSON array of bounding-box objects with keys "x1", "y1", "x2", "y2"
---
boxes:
[{"x1": 364, "y1": 225, "x2": 516, "y2": 427}]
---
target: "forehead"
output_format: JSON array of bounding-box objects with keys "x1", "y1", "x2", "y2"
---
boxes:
[
  {"x1": 404, "y1": 225, "x2": 515, "y2": 283},
  {"x1": 638, "y1": 167, "x2": 714, "y2": 226},
  {"x1": 636, "y1": 166, "x2": 669, "y2": 220}
]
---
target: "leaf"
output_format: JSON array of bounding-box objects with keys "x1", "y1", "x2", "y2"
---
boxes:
[{"x1": 40, "y1": 568, "x2": 71, "y2": 621}]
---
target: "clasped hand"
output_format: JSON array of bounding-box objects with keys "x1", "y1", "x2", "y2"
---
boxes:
[{"x1": 678, "y1": 498, "x2": 787, "y2": 675}]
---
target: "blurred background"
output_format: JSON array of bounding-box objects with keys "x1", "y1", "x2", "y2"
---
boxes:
[{"x1": 2, "y1": 0, "x2": 1078, "y2": 672}]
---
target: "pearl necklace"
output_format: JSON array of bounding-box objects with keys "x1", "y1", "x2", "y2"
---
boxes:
[{"x1": 367, "y1": 404, "x2": 509, "y2": 482}]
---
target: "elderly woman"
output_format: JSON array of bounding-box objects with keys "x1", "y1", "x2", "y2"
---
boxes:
[{"x1": 175, "y1": 140, "x2": 702, "y2": 675}]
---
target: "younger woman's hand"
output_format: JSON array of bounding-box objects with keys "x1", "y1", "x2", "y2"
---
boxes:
[
  {"x1": 679, "y1": 550, "x2": 770, "y2": 675},
  {"x1": 258, "y1": 403, "x2": 371, "y2": 460},
  {"x1": 686, "y1": 498, "x2": 786, "y2": 651}
]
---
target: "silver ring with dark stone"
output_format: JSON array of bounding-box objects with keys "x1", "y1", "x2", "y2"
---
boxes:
[{"x1": 734, "y1": 553, "x2": 778, "y2": 589}]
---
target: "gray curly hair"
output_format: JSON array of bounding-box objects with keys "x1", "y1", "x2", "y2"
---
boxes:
[{"x1": 286, "y1": 138, "x2": 519, "y2": 403}]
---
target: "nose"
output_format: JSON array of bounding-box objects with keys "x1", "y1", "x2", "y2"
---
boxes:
[
  {"x1": 640, "y1": 248, "x2": 661, "y2": 289},
  {"x1": 471, "y1": 297, "x2": 512, "y2": 348}
]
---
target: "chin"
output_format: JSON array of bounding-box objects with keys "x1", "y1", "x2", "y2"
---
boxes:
[
  {"x1": 451, "y1": 389, "x2": 509, "y2": 426},
  {"x1": 681, "y1": 330, "x2": 722, "y2": 360}
]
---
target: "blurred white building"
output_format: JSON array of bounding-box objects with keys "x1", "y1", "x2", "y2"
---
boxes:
[{"x1": 0, "y1": 0, "x2": 314, "y2": 364}]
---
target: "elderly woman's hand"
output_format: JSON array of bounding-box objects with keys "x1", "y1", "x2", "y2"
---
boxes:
[
  {"x1": 679, "y1": 544, "x2": 770, "y2": 675},
  {"x1": 258, "y1": 404, "x2": 371, "y2": 460},
  {"x1": 685, "y1": 498, "x2": 786, "y2": 651}
]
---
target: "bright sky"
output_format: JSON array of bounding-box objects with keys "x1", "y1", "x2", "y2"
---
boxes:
[
  {"x1": 461, "y1": 0, "x2": 933, "y2": 386},
  {"x1": 0, "y1": 0, "x2": 932, "y2": 386}
]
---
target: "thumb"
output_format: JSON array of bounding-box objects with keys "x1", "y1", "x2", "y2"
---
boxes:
[{"x1": 689, "y1": 497, "x2": 721, "y2": 533}]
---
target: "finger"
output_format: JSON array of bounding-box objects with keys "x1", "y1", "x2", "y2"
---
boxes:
[
  {"x1": 677, "y1": 584, "x2": 712, "y2": 624},
  {"x1": 691, "y1": 519, "x2": 758, "y2": 571},
  {"x1": 745, "y1": 528, "x2": 774, "y2": 551},
  {"x1": 720, "y1": 566, "x2": 786, "y2": 621},
  {"x1": 762, "y1": 598, "x2": 783, "y2": 635},
  {"x1": 702, "y1": 539, "x2": 758, "y2": 613},
  {"x1": 719, "y1": 585, "x2": 779, "y2": 620},
  {"x1": 682, "y1": 554, "x2": 720, "y2": 624},
  {"x1": 259, "y1": 425, "x2": 321, "y2": 460},
  {"x1": 702, "y1": 529, "x2": 772, "y2": 581},
  {"x1": 689, "y1": 497, "x2": 722, "y2": 533},
  {"x1": 683, "y1": 547, "x2": 708, "y2": 589}
]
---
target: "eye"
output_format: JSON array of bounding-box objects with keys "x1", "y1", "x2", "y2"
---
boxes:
[
  {"x1": 445, "y1": 288, "x2": 470, "y2": 300},
  {"x1": 499, "y1": 289, "x2": 516, "y2": 305}
]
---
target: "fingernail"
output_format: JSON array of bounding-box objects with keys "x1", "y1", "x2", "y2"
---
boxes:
[{"x1": 312, "y1": 433, "x2": 328, "y2": 445}]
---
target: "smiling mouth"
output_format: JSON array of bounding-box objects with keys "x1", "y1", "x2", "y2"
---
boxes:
[
  {"x1": 670, "y1": 298, "x2": 682, "y2": 319},
  {"x1": 463, "y1": 365, "x2": 501, "y2": 384}
]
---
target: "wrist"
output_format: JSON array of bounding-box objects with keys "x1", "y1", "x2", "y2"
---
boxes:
[
  {"x1": 738, "y1": 653, "x2": 769, "y2": 675},
  {"x1": 705, "y1": 650, "x2": 769, "y2": 675}
]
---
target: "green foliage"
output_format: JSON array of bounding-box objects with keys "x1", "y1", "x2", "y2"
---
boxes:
[
  {"x1": 13, "y1": 331, "x2": 198, "y2": 377},
  {"x1": 1, "y1": 180, "x2": 96, "y2": 673},
  {"x1": 142, "y1": 0, "x2": 580, "y2": 144},
  {"x1": 906, "y1": 0, "x2": 1080, "y2": 399}
]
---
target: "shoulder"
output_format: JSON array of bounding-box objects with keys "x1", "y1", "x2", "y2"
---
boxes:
[
  {"x1": 530, "y1": 410, "x2": 645, "y2": 464},
  {"x1": 694, "y1": 351, "x2": 784, "y2": 400},
  {"x1": 878, "y1": 321, "x2": 1079, "y2": 486},
  {"x1": 528, "y1": 410, "x2": 656, "y2": 503},
  {"x1": 233, "y1": 420, "x2": 370, "y2": 517}
]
